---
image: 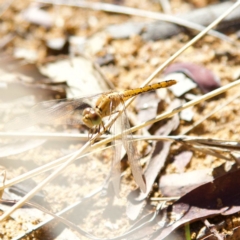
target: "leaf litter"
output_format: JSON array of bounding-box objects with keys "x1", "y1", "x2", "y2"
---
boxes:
[{"x1": 0, "y1": 0, "x2": 240, "y2": 239}]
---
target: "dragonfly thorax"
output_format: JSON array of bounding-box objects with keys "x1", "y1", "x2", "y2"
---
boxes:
[{"x1": 82, "y1": 107, "x2": 102, "y2": 129}]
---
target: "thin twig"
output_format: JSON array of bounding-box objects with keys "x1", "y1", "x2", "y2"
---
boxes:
[
  {"x1": 182, "y1": 92, "x2": 240, "y2": 135},
  {"x1": 0, "y1": 141, "x2": 91, "y2": 221},
  {"x1": 1, "y1": 126, "x2": 240, "y2": 192},
  {"x1": 37, "y1": 0, "x2": 233, "y2": 42},
  {"x1": 0, "y1": 143, "x2": 117, "y2": 190},
  {"x1": 12, "y1": 186, "x2": 103, "y2": 240}
]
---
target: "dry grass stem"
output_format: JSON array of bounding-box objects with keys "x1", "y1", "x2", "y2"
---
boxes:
[
  {"x1": 38, "y1": 0, "x2": 233, "y2": 42},
  {"x1": 181, "y1": 92, "x2": 240, "y2": 135},
  {"x1": 0, "y1": 141, "x2": 92, "y2": 221}
]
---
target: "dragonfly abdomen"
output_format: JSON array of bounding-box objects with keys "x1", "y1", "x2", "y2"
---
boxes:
[{"x1": 122, "y1": 79, "x2": 176, "y2": 101}]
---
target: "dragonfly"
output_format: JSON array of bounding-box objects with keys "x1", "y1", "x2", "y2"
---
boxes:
[{"x1": 9, "y1": 79, "x2": 176, "y2": 193}]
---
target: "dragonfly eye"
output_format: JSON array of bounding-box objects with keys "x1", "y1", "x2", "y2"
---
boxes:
[{"x1": 82, "y1": 108, "x2": 101, "y2": 128}]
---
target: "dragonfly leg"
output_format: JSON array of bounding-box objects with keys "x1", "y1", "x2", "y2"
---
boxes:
[
  {"x1": 87, "y1": 123, "x2": 105, "y2": 141},
  {"x1": 88, "y1": 128, "x2": 93, "y2": 140},
  {"x1": 101, "y1": 121, "x2": 106, "y2": 132}
]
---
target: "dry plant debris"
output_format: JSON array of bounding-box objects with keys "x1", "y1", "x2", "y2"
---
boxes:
[{"x1": 0, "y1": 0, "x2": 240, "y2": 239}]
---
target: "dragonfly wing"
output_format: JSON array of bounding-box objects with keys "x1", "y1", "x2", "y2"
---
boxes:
[
  {"x1": 120, "y1": 102, "x2": 147, "y2": 193},
  {"x1": 111, "y1": 123, "x2": 122, "y2": 196},
  {"x1": 7, "y1": 98, "x2": 93, "y2": 130}
]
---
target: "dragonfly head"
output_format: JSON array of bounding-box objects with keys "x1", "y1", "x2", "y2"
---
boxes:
[{"x1": 82, "y1": 107, "x2": 102, "y2": 129}]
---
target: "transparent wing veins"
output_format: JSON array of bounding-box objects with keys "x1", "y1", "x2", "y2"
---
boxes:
[
  {"x1": 120, "y1": 98, "x2": 147, "y2": 193},
  {"x1": 8, "y1": 96, "x2": 98, "y2": 130}
]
